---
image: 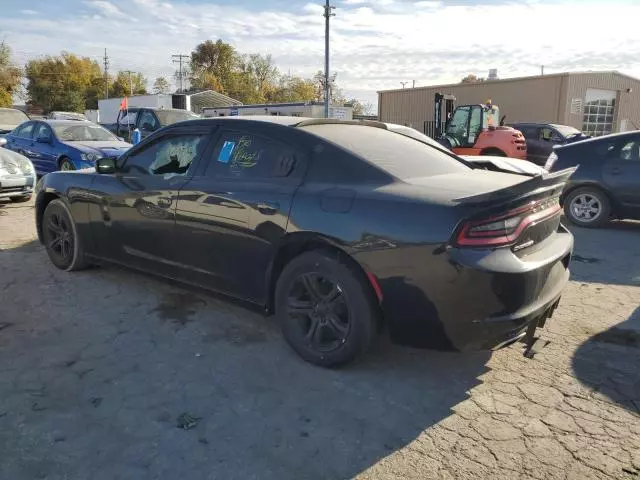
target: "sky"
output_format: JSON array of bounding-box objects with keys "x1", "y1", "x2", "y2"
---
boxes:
[{"x1": 2, "y1": 0, "x2": 640, "y2": 107}]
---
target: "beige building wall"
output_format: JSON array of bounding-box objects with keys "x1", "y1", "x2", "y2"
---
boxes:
[{"x1": 378, "y1": 71, "x2": 640, "y2": 136}]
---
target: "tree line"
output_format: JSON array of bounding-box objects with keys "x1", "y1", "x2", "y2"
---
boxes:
[{"x1": 0, "y1": 40, "x2": 371, "y2": 115}]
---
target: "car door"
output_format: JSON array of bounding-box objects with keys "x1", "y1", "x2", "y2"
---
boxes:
[
  {"x1": 520, "y1": 126, "x2": 545, "y2": 164},
  {"x1": 89, "y1": 126, "x2": 212, "y2": 275},
  {"x1": 6, "y1": 122, "x2": 35, "y2": 159},
  {"x1": 602, "y1": 136, "x2": 640, "y2": 212},
  {"x1": 32, "y1": 123, "x2": 59, "y2": 174},
  {"x1": 173, "y1": 126, "x2": 306, "y2": 302}
]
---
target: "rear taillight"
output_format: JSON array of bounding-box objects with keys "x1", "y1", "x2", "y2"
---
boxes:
[
  {"x1": 456, "y1": 197, "x2": 561, "y2": 247},
  {"x1": 544, "y1": 152, "x2": 558, "y2": 171}
]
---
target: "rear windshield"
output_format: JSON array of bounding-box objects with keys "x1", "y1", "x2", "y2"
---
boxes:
[
  {"x1": 155, "y1": 110, "x2": 199, "y2": 126},
  {"x1": 300, "y1": 124, "x2": 470, "y2": 179}
]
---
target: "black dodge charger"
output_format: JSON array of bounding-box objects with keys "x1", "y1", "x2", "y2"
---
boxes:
[{"x1": 35, "y1": 117, "x2": 574, "y2": 367}]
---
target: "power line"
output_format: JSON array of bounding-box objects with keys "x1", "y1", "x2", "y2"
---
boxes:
[{"x1": 172, "y1": 54, "x2": 189, "y2": 93}]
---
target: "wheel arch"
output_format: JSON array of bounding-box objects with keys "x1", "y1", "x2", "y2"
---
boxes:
[
  {"x1": 35, "y1": 192, "x2": 62, "y2": 243},
  {"x1": 561, "y1": 182, "x2": 619, "y2": 214},
  {"x1": 265, "y1": 232, "x2": 382, "y2": 316},
  {"x1": 57, "y1": 154, "x2": 73, "y2": 170}
]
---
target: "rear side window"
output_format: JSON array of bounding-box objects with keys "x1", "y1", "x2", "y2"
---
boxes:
[
  {"x1": 300, "y1": 124, "x2": 469, "y2": 180},
  {"x1": 516, "y1": 125, "x2": 538, "y2": 139},
  {"x1": 206, "y1": 131, "x2": 298, "y2": 179}
]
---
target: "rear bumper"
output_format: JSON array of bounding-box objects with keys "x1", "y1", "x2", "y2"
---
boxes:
[{"x1": 370, "y1": 227, "x2": 573, "y2": 351}]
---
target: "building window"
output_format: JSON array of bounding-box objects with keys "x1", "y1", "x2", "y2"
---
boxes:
[{"x1": 582, "y1": 89, "x2": 616, "y2": 137}]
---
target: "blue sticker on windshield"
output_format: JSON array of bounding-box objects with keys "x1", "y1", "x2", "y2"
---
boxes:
[{"x1": 218, "y1": 141, "x2": 235, "y2": 163}]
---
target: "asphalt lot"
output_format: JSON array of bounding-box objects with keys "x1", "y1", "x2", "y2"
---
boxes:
[{"x1": 1, "y1": 197, "x2": 639, "y2": 480}]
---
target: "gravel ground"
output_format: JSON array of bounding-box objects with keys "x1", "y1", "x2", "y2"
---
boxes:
[{"x1": 0, "y1": 197, "x2": 638, "y2": 480}]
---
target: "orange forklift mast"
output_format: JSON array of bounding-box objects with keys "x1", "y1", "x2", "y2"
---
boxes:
[{"x1": 434, "y1": 93, "x2": 527, "y2": 159}]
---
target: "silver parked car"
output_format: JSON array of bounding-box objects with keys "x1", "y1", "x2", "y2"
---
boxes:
[{"x1": 0, "y1": 141, "x2": 36, "y2": 202}]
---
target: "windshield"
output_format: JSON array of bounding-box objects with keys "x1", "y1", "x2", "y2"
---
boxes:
[
  {"x1": 155, "y1": 110, "x2": 199, "y2": 125},
  {"x1": 0, "y1": 109, "x2": 29, "y2": 125},
  {"x1": 554, "y1": 125, "x2": 582, "y2": 138},
  {"x1": 301, "y1": 124, "x2": 470, "y2": 180},
  {"x1": 53, "y1": 124, "x2": 118, "y2": 142}
]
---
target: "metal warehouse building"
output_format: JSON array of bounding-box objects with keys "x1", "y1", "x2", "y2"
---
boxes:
[{"x1": 378, "y1": 71, "x2": 640, "y2": 137}]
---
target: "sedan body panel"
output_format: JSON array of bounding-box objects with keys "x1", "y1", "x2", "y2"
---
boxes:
[{"x1": 35, "y1": 117, "x2": 574, "y2": 355}]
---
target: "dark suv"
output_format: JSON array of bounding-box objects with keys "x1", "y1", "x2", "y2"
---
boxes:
[{"x1": 511, "y1": 123, "x2": 589, "y2": 166}]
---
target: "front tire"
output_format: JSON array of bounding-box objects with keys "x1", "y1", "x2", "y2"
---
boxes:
[
  {"x1": 564, "y1": 187, "x2": 610, "y2": 228},
  {"x1": 59, "y1": 157, "x2": 75, "y2": 172},
  {"x1": 275, "y1": 250, "x2": 378, "y2": 368},
  {"x1": 42, "y1": 199, "x2": 88, "y2": 271}
]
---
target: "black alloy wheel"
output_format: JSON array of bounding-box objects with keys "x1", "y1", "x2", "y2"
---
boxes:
[
  {"x1": 276, "y1": 250, "x2": 378, "y2": 367},
  {"x1": 287, "y1": 272, "x2": 351, "y2": 353},
  {"x1": 42, "y1": 199, "x2": 88, "y2": 271}
]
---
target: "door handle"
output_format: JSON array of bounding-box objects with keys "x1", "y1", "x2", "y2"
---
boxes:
[
  {"x1": 257, "y1": 202, "x2": 279, "y2": 215},
  {"x1": 157, "y1": 196, "x2": 173, "y2": 208}
]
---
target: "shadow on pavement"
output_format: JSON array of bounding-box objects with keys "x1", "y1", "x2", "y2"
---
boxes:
[
  {"x1": 566, "y1": 220, "x2": 640, "y2": 287},
  {"x1": 572, "y1": 307, "x2": 640, "y2": 414},
  {"x1": 0, "y1": 240, "x2": 492, "y2": 480}
]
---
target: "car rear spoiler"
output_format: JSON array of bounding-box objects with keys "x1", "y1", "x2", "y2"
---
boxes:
[{"x1": 454, "y1": 167, "x2": 577, "y2": 205}]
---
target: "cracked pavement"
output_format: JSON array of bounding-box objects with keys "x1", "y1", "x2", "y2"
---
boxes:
[{"x1": 0, "y1": 198, "x2": 638, "y2": 480}]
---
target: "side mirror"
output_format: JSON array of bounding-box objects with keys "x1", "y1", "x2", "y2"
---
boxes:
[
  {"x1": 0, "y1": 137, "x2": 7, "y2": 147},
  {"x1": 96, "y1": 157, "x2": 117, "y2": 174}
]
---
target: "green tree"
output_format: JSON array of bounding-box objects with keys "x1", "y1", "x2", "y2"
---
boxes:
[
  {"x1": 110, "y1": 71, "x2": 147, "y2": 97},
  {"x1": 190, "y1": 40, "x2": 239, "y2": 94},
  {"x1": 153, "y1": 77, "x2": 171, "y2": 94},
  {"x1": 25, "y1": 52, "x2": 102, "y2": 113},
  {"x1": 0, "y1": 42, "x2": 22, "y2": 107},
  {"x1": 265, "y1": 75, "x2": 315, "y2": 103}
]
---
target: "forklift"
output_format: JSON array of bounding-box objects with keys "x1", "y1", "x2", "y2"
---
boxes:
[{"x1": 433, "y1": 93, "x2": 527, "y2": 159}]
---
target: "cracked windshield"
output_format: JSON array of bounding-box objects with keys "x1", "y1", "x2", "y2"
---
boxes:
[{"x1": 0, "y1": 0, "x2": 638, "y2": 479}]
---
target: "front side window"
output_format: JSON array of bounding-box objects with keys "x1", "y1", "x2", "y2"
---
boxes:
[
  {"x1": 34, "y1": 123, "x2": 52, "y2": 141},
  {"x1": 122, "y1": 134, "x2": 207, "y2": 176},
  {"x1": 207, "y1": 131, "x2": 297, "y2": 179},
  {"x1": 445, "y1": 106, "x2": 470, "y2": 144}
]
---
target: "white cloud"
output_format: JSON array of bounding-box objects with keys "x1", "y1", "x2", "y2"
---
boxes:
[
  {"x1": 2, "y1": 0, "x2": 640, "y2": 108},
  {"x1": 84, "y1": 1, "x2": 124, "y2": 17},
  {"x1": 20, "y1": 9, "x2": 38, "y2": 15}
]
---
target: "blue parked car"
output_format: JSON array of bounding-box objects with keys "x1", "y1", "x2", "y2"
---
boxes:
[{"x1": 4, "y1": 119, "x2": 131, "y2": 175}]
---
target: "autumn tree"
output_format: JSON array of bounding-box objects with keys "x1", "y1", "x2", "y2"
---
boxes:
[
  {"x1": 0, "y1": 42, "x2": 22, "y2": 107},
  {"x1": 153, "y1": 77, "x2": 171, "y2": 94},
  {"x1": 460, "y1": 74, "x2": 484, "y2": 84},
  {"x1": 265, "y1": 75, "x2": 316, "y2": 103},
  {"x1": 26, "y1": 53, "x2": 102, "y2": 113},
  {"x1": 110, "y1": 71, "x2": 147, "y2": 97},
  {"x1": 190, "y1": 40, "x2": 238, "y2": 93}
]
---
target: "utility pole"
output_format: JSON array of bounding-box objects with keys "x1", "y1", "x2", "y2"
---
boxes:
[
  {"x1": 123, "y1": 70, "x2": 134, "y2": 95},
  {"x1": 172, "y1": 54, "x2": 190, "y2": 93},
  {"x1": 103, "y1": 48, "x2": 109, "y2": 99},
  {"x1": 400, "y1": 81, "x2": 408, "y2": 89},
  {"x1": 541, "y1": 65, "x2": 545, "y2": 75},
  {"x1": 323, "y1": 0, "x2": 335, "y2": 118},
  {"x1": 412, "y1": 80, "x2": 415, "y2": 88}
]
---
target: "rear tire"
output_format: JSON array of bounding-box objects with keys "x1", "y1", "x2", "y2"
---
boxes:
[
  {"x1": 42, "y1": 199, "x2": 89, "y2": 271},
  {"x1": 563, "y1": 187, "x2": 610, "y2": 228},
  {"x1": 59, "y1": 157, "x2": 75, "y2": 172},
  {"x1": 275, "y1": 250, "x2": 378, "y2": 368}
]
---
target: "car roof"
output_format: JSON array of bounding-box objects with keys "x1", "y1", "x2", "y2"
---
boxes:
[{"x1": 557, "y1": 130, "x2": 640, "y2": 149}]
